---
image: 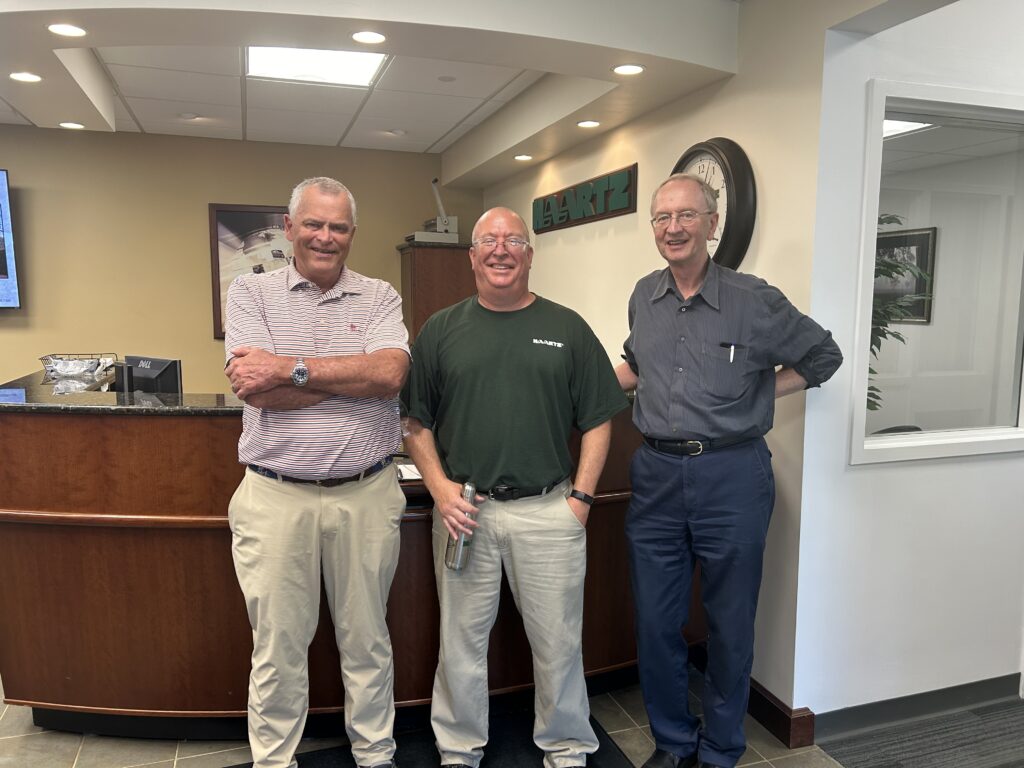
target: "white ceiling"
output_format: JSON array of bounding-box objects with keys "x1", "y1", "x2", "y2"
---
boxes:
[
  {"x1": 0, "y1": 0, "x2": 742, "y2": 187},
  {"x1": 883, "y1": 124, "x2": 1024, "y2": 174}
]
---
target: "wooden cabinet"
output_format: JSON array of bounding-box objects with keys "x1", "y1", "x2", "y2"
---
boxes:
[{"x1": 398, "y1": 241, "x2": 476, "y2": 338}]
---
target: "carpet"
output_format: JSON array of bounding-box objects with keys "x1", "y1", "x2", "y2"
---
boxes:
[
  {"x1": 820, "y1": 698, "x2": 1024, "y2": 768},
  {"x1": 226, "y1": 709, "x2": 632, "y2": 768}
]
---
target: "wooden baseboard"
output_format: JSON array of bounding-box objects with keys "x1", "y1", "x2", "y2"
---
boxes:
[{"x1": 688, "y1": 643, "x2": 815, "y2": 748}]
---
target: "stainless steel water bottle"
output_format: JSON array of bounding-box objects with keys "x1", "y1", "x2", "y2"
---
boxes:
[{"x1": 444, "y1": 482, "x2": 476, "y2": 571}]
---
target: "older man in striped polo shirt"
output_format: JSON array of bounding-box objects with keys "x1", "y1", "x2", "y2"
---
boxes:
[{"x1": 224, "y1": 177, "x2": 410, "y2": 768}]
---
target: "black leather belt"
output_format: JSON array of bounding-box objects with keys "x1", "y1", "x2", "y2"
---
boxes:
[
  {"x1": 479, "y1": 476, "x2": 566, "y2": 501},
  {"x1": 248, "y1": 456, "x2": 392, "y2": 487},
  {"x1": 644, "y1": 435, "x2": 755, "y2": 456}
]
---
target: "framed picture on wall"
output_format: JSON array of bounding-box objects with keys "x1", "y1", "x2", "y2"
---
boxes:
[
  {"x1": 209, "y1": 203, "x2": 292, "y2": 339},
  {"x1": 873, "y1": 226, "x2": 936, "y2": 324}
]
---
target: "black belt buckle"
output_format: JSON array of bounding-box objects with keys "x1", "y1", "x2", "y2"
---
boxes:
[{"x1": 488, "y1": 484, "x2": 517, "y2": 501}]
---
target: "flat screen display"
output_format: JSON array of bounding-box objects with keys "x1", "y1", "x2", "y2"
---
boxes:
[{"x1": 0, "y1": 169, "x2": 20, "y2": 308}]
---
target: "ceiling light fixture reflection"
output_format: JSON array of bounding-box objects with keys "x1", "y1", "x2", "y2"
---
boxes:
[
  {"x1": 59, "y1": 122, "x2": 84, "y2": 129},
  {"x1": 385, "y1": 128, "x2": 407, "y2": 136},
  {"x1": 613, "y1": 64, "x2": 644, "y2": 76},
  {"x1": 514, "y1": 154, "x2": 533, "y2": 161},
  {"x1": 10, "y1": 72, "x2": 42, "y2": 83},
  {"x1": 247, "y1": 46, "x2": 386, "y2": 87},
  {"x1": 48, "y1": 23, "x2": 86, "y2": 37},
  {"x1": 577, "y1": 120, "x2": 600, "y2": 128},
  {"x1": 352, "y1": 31, "x2": 386, "y2": 44},
  {"x1": 883, "y1": 119, "x2": 933, "y2": 138},
  {"x1": 179, "y1": 112, "x2": 200, "y2": 120}
]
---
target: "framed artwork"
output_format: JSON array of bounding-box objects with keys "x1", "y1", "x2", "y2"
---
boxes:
[
  {"x1": 209, "y1": 203, "x2": 292, "y2": 339},
  {"x1": 874, "y1": 226, "x2": 936, "y2": 323}
]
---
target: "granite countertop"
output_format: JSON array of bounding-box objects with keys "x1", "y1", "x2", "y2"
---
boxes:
[{"x1": 0, "y1": 372, "x2": 243, "y2": 415}]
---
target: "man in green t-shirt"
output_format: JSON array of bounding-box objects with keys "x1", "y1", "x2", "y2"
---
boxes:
[{"x1": 402, "y1": 207, "x2": 628, "y2": 768}]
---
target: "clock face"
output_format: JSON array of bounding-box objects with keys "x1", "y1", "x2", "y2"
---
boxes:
[
  {"x1": 679, "y1": 151, "x2": 727, "y2": 258},
  {"x1": 672, "y1": 138, "x2": 756, "y2": 270}
]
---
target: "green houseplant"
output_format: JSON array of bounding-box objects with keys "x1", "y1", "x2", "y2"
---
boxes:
[{"x1": 868, "y1": 214, "x2": 932, "y2": 411}]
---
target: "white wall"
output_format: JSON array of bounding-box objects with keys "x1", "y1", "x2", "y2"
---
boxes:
[{"x1": 800, "y1": 0, "x2": 1024, "y2": 714}]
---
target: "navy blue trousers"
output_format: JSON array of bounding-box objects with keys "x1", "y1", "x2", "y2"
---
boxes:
[{"x1": 626, "y1": 439, "x2": 775, "y2": 768}]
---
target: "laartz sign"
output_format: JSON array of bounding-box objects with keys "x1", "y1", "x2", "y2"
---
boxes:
[{"x1": 531, "y1": 163, "x2": 637, "y2": 235}]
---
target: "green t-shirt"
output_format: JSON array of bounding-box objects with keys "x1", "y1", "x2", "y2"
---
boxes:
[{"x1": 402, "y1": 295, "x2": 629, "y2": 490}]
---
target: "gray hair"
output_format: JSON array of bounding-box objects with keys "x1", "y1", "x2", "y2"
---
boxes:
[
  {"x1": 650, "y1": 173, "x2": 718, "y2": 215},
  {"x1": 288, "y1": 177, "x2": 358, "y2": 224}
]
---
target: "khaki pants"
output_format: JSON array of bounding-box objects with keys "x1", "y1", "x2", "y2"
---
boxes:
[
  {"x1": 229, "y1": 464, "x2": 405, "y2": 768},
  {"x1": 430, "y1": 481, "x2": 598, "y2": 768}
]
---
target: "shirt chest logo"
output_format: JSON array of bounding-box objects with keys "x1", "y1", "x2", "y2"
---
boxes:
[{"x1": 532, "y1": 338, "x2": 564, "y2": 348}]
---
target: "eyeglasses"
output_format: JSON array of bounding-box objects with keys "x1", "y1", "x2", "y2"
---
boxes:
[
  {"x1": 473, "y1": 237, "x2": 530, "y2": 252},
  {"x1": 650, "y1": 210, "x2": 713, "y2": 228}
]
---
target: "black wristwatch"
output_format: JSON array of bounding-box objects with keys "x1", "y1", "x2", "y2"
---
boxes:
[{"x1": 569, "y1": 489, "x2": 595, "y2": 506}]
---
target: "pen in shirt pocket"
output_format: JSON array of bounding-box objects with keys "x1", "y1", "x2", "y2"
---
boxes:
[{"x1": 719, "y1": 342, "x2": 746, "y2": 363}]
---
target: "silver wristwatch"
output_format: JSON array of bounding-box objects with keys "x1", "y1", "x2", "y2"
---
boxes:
[{"x1": 290, "y1": 357, "x2": 310, "y2": 387}]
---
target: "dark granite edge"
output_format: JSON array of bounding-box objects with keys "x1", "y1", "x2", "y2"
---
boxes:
[{"x1": 0, "y1": 401, "x2": 242, "y2": 415}]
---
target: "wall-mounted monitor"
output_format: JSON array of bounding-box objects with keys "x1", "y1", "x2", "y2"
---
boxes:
[
  {"x1": 0, "y1": 169, "x2": 21, "y2": 309},
  {"x1": 123, "y1": 356, "x2": 183, "y2": 395}
]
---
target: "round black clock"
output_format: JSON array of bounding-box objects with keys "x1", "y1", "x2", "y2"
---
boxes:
[{"x1": 672, "y1": 137, "x2": 756, "y2": 269}]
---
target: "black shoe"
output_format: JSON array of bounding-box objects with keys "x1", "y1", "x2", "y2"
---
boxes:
[{"x1": 641, "y1": 748, "x2": 698, "y2": 768}]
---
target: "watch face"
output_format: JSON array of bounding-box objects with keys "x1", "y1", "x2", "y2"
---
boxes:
[
  {"x1": 292, "y1": 361, "x2": 309, "y2": 387},
  {"x1": 679, "y1": 151, "x2": 727, "y2": 258}
]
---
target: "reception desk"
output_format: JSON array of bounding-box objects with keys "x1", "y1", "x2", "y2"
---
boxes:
[{"x1": 0, "y1": 372, "x2": 706, "y2": 735}]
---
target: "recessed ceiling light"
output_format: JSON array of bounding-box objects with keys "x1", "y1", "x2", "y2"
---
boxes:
[
  {"x1": 514, "y1": 154, "x2": 533, "y2": 161},
  {"x1": 178, "y1": 112, "x2": 200, "y2": 120},
  {"x1": 48, "y1": 23, "x2": 86, "y2": 37},
  {"x1": 386, "y1": 128, "x2": 407, "y2": 137},
  {"x1": 59, "y1": 122, "x2": 84, "y2": 130},
  {"x1": 577, "y1": 120, "x2": 601, "y2": 129},
  {"x1": 613, "y1": 64, "x2": 645, "y2": 76},
  {"x1": 247, "y1": 46, "x2": 386, "y2": 87},
  {"x1": 352, "y1": 31, "x2": 386, "y2": 45},
  {"x1": 9, "y1": 72, "x2": 42, "y2": 83}
]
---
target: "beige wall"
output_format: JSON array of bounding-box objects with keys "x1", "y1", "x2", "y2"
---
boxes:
[
  {"x1": 480, "y1": 0, "x2": 883, "y2": 704},
  {"x1": 0, "y1": 125, "x2": 482, "y2": 392}
]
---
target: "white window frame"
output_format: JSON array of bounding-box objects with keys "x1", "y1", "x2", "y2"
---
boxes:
[{"x1": 850, "y1": 79, "x2": 1024, "y2": 465}]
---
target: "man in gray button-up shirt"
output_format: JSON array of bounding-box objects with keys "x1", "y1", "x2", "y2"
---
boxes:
[{"x1": 615, "y1": 173, "x2": 841, "y2": 768}]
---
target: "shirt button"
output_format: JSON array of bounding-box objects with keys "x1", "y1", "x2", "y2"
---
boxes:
[
  {"x1": 681, "y1": 307, "x2": 687, "y2": 312},
  {"x1": 679, "y1": 336, "x2": 685, "y2": 342},
  {"x1": 677, "y1": 367, "x2": 683, "y2": 372},
  {"x1": 672, "y1": 428, "x2": 678, "y2": 433}
]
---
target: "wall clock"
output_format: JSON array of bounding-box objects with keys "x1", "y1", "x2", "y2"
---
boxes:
[{"x1": 672, "y1": 136, "x2": 756, "y2": 269}]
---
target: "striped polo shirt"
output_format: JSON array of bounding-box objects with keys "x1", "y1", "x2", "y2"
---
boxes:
[{"x1": 225, "y1": 263, "x2": 409, "y2": 479}]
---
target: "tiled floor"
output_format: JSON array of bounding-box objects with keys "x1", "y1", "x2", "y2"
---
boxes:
[{"x1": 0, "y1": 675, "x2": 843, "y2": 768}]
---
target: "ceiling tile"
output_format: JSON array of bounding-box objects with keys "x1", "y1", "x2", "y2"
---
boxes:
[
  {"x1": 114, "y1": 99, "x2": 141, "y2": 132},
  {"x1": 884, "y1": 125, "x2": 1018, "y2": 154},
  {"x1": 246, "y1": 78, "x2": 368, "y2": 115},
  {"x1": 940, "y1": 135, "x2": 1024, "y2": 157},
  {"x1": 109, "y1": 64, "x2": 241, "y2": 106},
  {"x1": 376, "y1": 56, "x2": 521, "y2": 98},
  {"x1": 342, "y1": 115, "x2": 454, "y2": 152},
  {"x1": 126, "y1": 97, "x2": 241, "y2": 139},
  {"x1": 98, "y1": 46, "x2": 241, "y2": 76},
  {"x1": 247, "y1": 107, "x2": 353, "y2": 146},
  {"x1": 359, "y1": 89, "x2": 481, "y2": 123}
]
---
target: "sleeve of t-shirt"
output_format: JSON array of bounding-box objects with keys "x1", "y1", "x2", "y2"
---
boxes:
[
  {"x1": 363, "y1": 281, "x2": 411, "y2": 357},
  {"x1": 400, "y1": 316, "x2": 441, "y2": 430},
  {"x1": 572, "y1": 317, "x2": 631, "y2": 432},
  {"x1": 224, "y1": 275, "x2": 273, "y2": 364}
]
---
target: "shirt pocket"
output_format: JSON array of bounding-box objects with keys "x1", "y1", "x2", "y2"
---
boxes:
[{"x1": 700, "y1": 341, "x2": 752, "y2": 400}]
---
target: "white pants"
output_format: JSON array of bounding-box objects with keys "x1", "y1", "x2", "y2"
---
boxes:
[
  {"x1": 229, "y1": 464, "x2": 405, "y2": 768},
  {"x1": 430, "y1": 481, "x2": 598, "y2": 768}
]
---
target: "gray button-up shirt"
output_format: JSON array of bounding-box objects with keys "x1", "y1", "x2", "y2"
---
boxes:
[{"x1": 623, "y1": 259, "x2": 842, "y2": 441}]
